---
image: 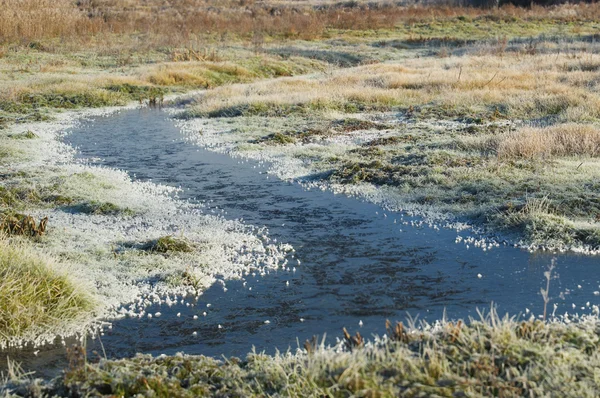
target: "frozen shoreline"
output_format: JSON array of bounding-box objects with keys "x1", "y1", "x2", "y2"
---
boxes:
[
  {"x1": 0, "y1": 104, "x2": 293, "y2": 349},
  {"x1": 176, "y1": 114, "x2": 600, "y2": 256}
]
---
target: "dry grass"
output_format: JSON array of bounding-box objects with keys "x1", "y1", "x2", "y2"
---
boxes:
[
  {"x1": 0, "y1": 53, "x2": 328, "y2": 125},
  {"x1": 0, "y1": 237, "x2": 94, "y2": 341},
  {"x1": 498, "y1": 124, "x2": 600, "y2": 159},
  {"x1": 0, "y1": 0, "x2": 102, "y2": 44},
  {"x1": 185, "y1": 51, "x2": 600, "y2": 123},
  {"x1": 2, "y1": 0, "x2": 600, "y2": 47}
]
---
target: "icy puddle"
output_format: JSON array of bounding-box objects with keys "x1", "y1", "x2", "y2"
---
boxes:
[{"x1": 34, "y1": 107, "x2": 600, "y2": 365}]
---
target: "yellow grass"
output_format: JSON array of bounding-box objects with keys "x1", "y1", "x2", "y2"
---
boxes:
[
  {"x1": 498, "y1": 124, "x2": 600, "y2": 159},
  {"x1": 190, "y1": 51, "x2": 600, "y2": 124}
]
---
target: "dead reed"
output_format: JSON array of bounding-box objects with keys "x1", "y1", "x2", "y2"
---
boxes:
[
  {"x1": 3, "y1": 0, "x2": 600, "y2": 47},
  {"x1": 498, "y1": 124, "x2": 600, "y2": 159}
]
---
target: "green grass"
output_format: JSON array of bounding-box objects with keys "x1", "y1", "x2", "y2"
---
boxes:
[
  {"x1": 491, "y1": 197, "x2": 600, "y2": 248},
  {"x1": 190, "y1": 99, "x2": 402, "y2": 119},
  {"x1": 146, "y1": 235, "x2": 195, "y2": 254},
  {"x1": 17, "y1": 311, "x2": 600, "y2": 397},
  {"x1": 0, "y1": 186, "x2": 41, "y2": 210},
  {"x1": 0, "y1": 238, "x2": 94, "y2": 341},
  {"x1": 76, "y1": 201, "x2": 133, "y2": 216},
  {"x1": 8, "y1": 130, "x2": 38, "y2": 139}
]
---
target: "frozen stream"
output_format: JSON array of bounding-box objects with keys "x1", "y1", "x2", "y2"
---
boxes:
[{"x1": 9, "y1": 107, "x2": 600, "y2": 376}]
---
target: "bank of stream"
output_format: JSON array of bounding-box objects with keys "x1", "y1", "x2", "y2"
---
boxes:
[{"x1": 7, "y1": 107, "x2": 600, "y2": 378}]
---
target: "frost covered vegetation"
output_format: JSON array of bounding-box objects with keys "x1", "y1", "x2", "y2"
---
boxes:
[
  {"x1": 180, "y1": 40, "x2": 600, "y2": 252},
  {"x1": 0, "y1": 238, "x2": 93, "y2": 343},
  {"x1": 0, "y1": 108, "x2": 293, "y2": 349},
  {"x1": 6, "y1": 312, "x2": 600, "y2": 397}
]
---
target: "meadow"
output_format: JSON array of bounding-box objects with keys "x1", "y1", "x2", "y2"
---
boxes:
[{"x1": 1, "y1": 0, "x2": 600, "y2": 395}]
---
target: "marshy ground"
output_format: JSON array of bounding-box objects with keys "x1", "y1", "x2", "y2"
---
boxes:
[
  {"x1": 2, "y1": 0, "x2": 600, "y2": 396},
  {"x1": 180, "y1": 42, "x2": 600, "y2": 251}
]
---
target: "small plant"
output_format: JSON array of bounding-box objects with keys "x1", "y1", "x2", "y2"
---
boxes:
[
  {"x1": 149, "y1": 236, "x2": 194, "y2": 253},
  {"x1": 342, "y1": 327, "x2": 364, "y2": 351},
  {"x1": 541, "y1": 258, "x2": 556, "y2": 321},
  {"x1": 180, "y1": 267, "x2": 204, "y2": 290},
  {"x1": 0, "y1": 213, "x2": 48, "y2": 237},
  {"x1": 22, "y1": 130, "x2": 37, "y2": 139},
  {"x1": 77, "y1": 201, "x2": 131, "y2": 216},
  {"x1": 386, "y1": 319, "x2": 409, "y2": 343}
]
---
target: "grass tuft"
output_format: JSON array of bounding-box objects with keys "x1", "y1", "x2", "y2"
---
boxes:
[
  {"x1": 75, "y1": 201, "x2": 132, "y2": 216},
  {"x1": 498, "y1": 124, "x2": 600, "y2": 159},
  {"x1": 0, "y1": 238, "x2": 93, "y2": 340},
  {"x1": 0, "y1": 213, "x2": 48, "y2": 237},
  {"x1": 491, "y1": 197, "x2": 592, "y2": 248},
  {"x1": 8, "y1": 130, "x2": 38, "y2": 140},
  {"x1": 146, "y1": 235, "x2": 194, "y2": 254}
]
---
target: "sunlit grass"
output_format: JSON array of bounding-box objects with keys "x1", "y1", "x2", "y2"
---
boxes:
[
  {"x1": 498, "y1": 124, "x2": 600, "y2": 159},
  {"x1": 186, "y1": 51, "x2": 600, "y2": 123},
  {"x1": 0, "y1": 237, "x2": 94, "y2": 341}
]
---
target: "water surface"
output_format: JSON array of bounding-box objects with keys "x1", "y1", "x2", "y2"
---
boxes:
[{"x1": 8, "y1": 107, "x2": 600, "y2": 376}]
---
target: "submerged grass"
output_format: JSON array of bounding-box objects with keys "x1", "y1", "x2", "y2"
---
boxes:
[
  {"x1": 0, "y1": 238, "x2": 93, "y2": 341},
  {"x1": 12, "y1": 311, "x2": 600, "y2": 397}
]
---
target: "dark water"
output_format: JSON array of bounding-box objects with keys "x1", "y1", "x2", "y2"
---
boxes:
[{"x1": 6, "y1": 107, "x2": 600, "y2": 377}]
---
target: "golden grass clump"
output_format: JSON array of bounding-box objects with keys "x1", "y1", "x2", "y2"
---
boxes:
[
  {"x1": 0, "y1": 238, "x2": 93, "y2": 340},
  {"x1": 0, "y1": 213, "x2": 47, "y2": 237},
  {"x1": 498, "y1": 124, "x2": 600, "y2": 159}
]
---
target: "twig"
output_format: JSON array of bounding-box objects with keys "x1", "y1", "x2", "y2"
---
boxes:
[
  {"x1": 482, "y1": 71, "x2": 499, "y2": 88},
  {"x1": 495, "y1": 76, "x2": 507, "y2": 86},
  {"x1": 541, "y1": 258, "x2": 556, "y2": 321}
]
